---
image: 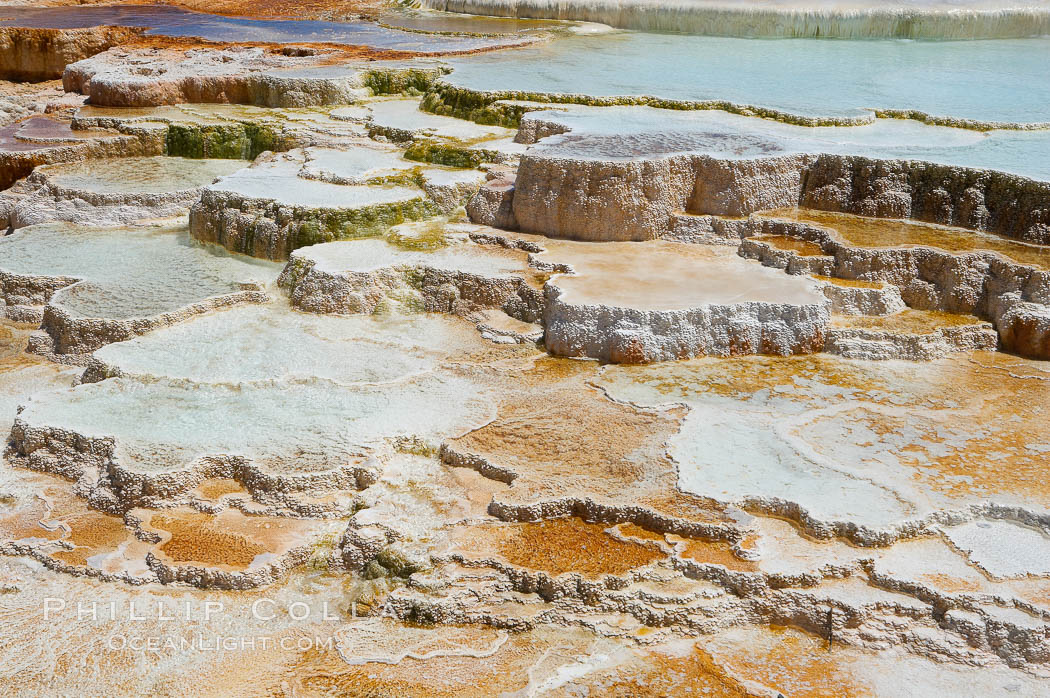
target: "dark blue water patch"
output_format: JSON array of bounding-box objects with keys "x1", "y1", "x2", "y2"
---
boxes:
[{"x1": 0, "y1": 5, "x2": 519, "y2": 51}]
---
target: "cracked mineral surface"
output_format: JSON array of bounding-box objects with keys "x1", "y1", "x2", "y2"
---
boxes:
[{"x1": 0, "y1": 2, "x2": 1048, "y2": 695}]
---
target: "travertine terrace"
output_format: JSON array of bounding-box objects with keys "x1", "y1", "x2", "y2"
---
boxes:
[{"x1": 0, "y1": 2, "x2": 1049, "y2": 696}]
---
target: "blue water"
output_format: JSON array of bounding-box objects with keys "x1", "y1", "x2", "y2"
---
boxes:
[
  {"x1": 526, "y1": 107, "x2": 1050, "y2": 181},
  {"x1": 446, "y1": 32, "x2": 1050, "y2": 123},
  {"x1": 0, "y1": 5, "x2": 520, "y2": 51}
]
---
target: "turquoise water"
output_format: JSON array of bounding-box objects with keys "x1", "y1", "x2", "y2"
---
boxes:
[
  {"x1": 526, "y1": 107, "x2": 1050, "y2": 180},
  {"x1": 446, "y1": 32, "x2": 1050, "y2": 122}
]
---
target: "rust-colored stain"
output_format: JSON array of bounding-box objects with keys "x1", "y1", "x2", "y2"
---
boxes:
[
  {"x1": 151, "y1": 511, "x2": 268, "y2": 568},
  {"x1": 667, "y1": 533, "x2": 758, "y2": 572},
  {"x1": 448, "y1": 381, "x2": 729, "y2": 525},
  {"x1": 549, "y1": 644, "x2": 757, "y2": 697},
  {"x1": 812, "y1": 274, "x2": 884, "y2": 289},
  {"x1": 765, "y1": 207, "x2": 1050, "y2": 270},
  {"x1": 831, "y1": 309, "x2": 983, "y2": 334},
  {"x1": 705, "y1": 626, "x2": 868, "y2": 698},
  {"x1": 49, "y1": 509, "x2": 130, "y2": 566},
  {"x1": 753, "y1": 233, "x2": 826, "y2": 256},
  {"x1": 451, "y1": 518, "x2": 666, "y2": 577},
  {"x1": 194, "y1": 477, "x2": 247, "y2": 501}
]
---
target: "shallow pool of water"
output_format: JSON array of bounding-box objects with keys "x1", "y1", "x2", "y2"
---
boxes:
[
  {"x1": 19, "y1": 364, "x2": 496, "y2": 473},
  {"x1": 94, "y1": 302, "x2": 486, "y2": 384},
  {"x1": 526, "y1": 107, "x2": 1050, "y2": 181},
  {"x1": 299, "y1": 236, "x2": 529, "y2": 276},
  {"x1": 209, "y1": 155, "x2": 424, "y2": 208},
  {"x1": 40, "y1": 157, "x2": 244, "y2": 195},
  {"x1": 0, "y1": 5, "x2": 522, "y2": 52},
  {"x1": 599, "y1": 352, "x2": 1050, "y2": 533},
  {"x1": 445, "y1": 32, "x2": 1050, "y2": 123},
  {"x1": 0, "y1": 222, "x2": 279, "y2": 319},
  {"x1": 761, "y1": 208, "x2": 1050, "y2": 269},
  {"x1": 538, "y1": 239, "x2": 826, "y2": 310},
  {"x1": 0, "y1": 116, "x2": 108, "y2": 153},
  {"x1": 378, "y1": 8, "x2": 565, "y2": 35}
]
